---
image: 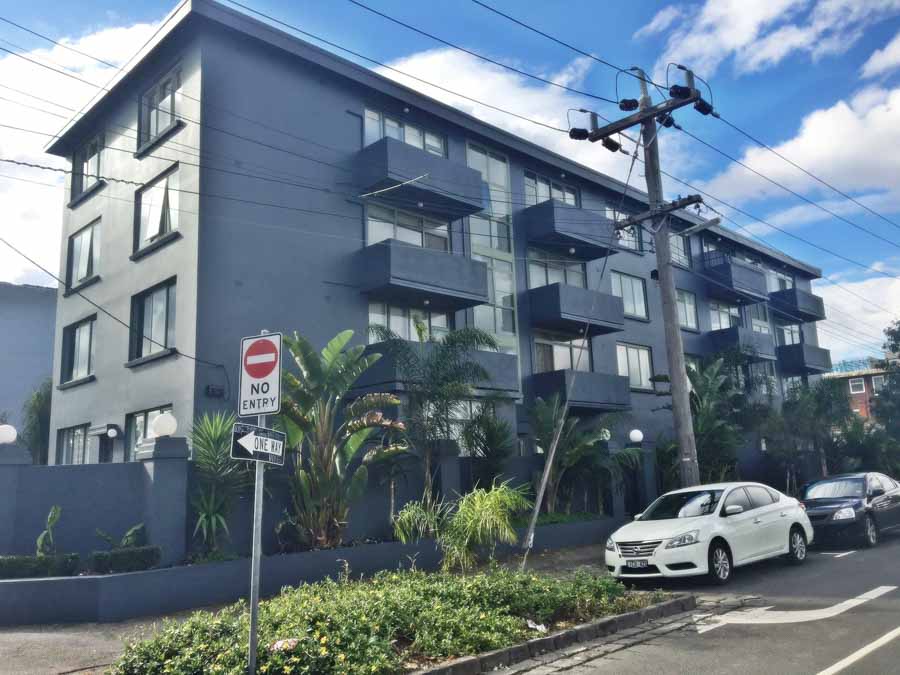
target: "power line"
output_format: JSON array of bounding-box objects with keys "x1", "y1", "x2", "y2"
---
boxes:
[{"x1": 0, "y1": 16, "x2": 117, "y2": 68}]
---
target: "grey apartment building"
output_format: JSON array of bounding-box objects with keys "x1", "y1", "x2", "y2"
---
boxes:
[{"x1": 45, "y1": 0, "x2": 830, "y2": 485}]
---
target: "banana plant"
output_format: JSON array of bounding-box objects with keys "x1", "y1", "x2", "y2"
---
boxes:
[
  {"x1": 36, "y1": 505, "x2": 61, "y2": 557},
  {"x1": 279, "y1": 330, "x2": 407, "y2": 549}
]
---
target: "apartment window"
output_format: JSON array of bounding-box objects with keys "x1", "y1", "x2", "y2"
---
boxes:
[
  {"x1": 527, "y1": 248, "x2": 586, "y2": 289},
  {"x1": 469, "y1": 214, "x2": 510, "y2": 252},
  {"x1": 747, "y1": 303, "x2": 770, "y2": 334},
  {"x1": 534, "y1": 331, "x2": 591, "y2": 373},
  {"x1": 873, "y1": 375, "x2": 886, "y2": 394},
  {"x1": 139, "y1": 68, "x2": 181, "y2": 147},
  {"x1": 136, "y1": 167, "x2": 179, "y2": 250},
  {"x1": 130, "y1": 280, "x2": 176, "y2": 360},
  {"x1": 125, "y1": 405, "x2": 172, "y2": 462},
  {"x1": 710, "y1": 301, "x2": 741, "y2": 331},
  {"x1": 670, "y1": 232, "x2": 691, "y2": 267},
  {"x1": 448, "y1": 400, "x2": 484, "y2": 454},
  {"x1": 56, "y1": 424, "x2": 89, "y2": 465},
  {"x1": 363, "y1": 109, "x2": 445, "y2": 157},
  {"x1": 776, "y1": 324, "x2": 802, "y2": 346},
  {"x1": 67, "y1": 220, "x2": 100, "y2": 287},
  {"x1": 72, "y1": 134, "x2": 102, "y2": 197},
  {"x1": 473, "y1": 254, "x2": 515, "y2": 336},
  {"x1": 849, "y1": 378, "x2": 866, "y2": 394},
  {"x1": 611, "y1": 271, "x2": 648, "y2": 319},
  {"x1": 676, "y1": 290, "x2": 698, "y2": 330},
  {"x1": 783, "y1": 375, "x2": 804, "y2": 397},
  {"x1": 524, "y1": 171, "x2": 577, "y2": 207},
  {"x1": 749, "y1": 361, "x2": 776, "y2": 394},
  {"x1": 617, "y1": 343, "x2": 653, "y2": 390},
  {"x1": 767, "y1": 269, "x2": 794, "y2": 292},
  {"x1": 61, "y1": 316, "x2": 96, "y2": 383},
  {"x1": 367, "y1": 204, "x2": 449, "y2": 251},
  {"x1": 467, "y1": 144, "x2": 510, "y2": 222},
  {"x1": 368, "y1": 302, "x2": 451, "y2": 343},
  {"x1": 618, "y1": 225, "x2": 641, "y2": 251}
]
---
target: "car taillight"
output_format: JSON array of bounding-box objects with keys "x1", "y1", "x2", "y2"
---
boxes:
[{"x1": 798, "y1": 502, "x2": 806, "y2": 511}]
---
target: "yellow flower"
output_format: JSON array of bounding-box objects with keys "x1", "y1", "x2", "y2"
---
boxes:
[
  {"x1": 320, "y1": 635, "x2": 328, "y2": 644},
  {"x1": 338, "y1": 653, "x2": 346, "y2": 662},
  {"x1": 319, "y1": 647, "x2": 328, "y2": 656}
]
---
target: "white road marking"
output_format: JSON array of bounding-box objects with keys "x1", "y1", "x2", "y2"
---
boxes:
[
  {"x1": 834, "y1": 551, "x2": 856, "y2": 558},
  {"x1": 817, "y1": 551, "x2": 855, "y2": 558},
  {"x1": 817, "y1": 624, "x2": 900, "y2": 675},
  {"x1": 697, "y1": 586, "x2": 897, "y2": 634},
  {"x1": 882, "y1": 524, "x2": 900, "y2": 532}
]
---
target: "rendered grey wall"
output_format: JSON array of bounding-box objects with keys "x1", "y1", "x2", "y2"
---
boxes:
[{"x1": 0, "y1": 283, "x2": 56, "y2": 443}]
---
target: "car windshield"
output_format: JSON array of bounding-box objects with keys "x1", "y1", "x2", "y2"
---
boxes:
[
  {"x1": 804, "y1": 478, "x2": 865, "y2": 500},
  {"x1": 640, "y1": 490, "x2": 724, "y2": 520}
]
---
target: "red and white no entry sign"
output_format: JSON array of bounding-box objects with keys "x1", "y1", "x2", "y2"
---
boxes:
[{"x1": 239, "y1": 332, "x2": 282, "y2": 416}]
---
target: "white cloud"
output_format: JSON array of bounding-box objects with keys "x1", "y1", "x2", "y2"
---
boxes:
[
  {"x1": 633, "y1": 6, "x2": 684, "y2": 40},
  {"x1": 650, "y1": 0, "x2": 900, "y2": 80},
  {"x1": 862, "y1": 29, "x2": 900, "y2": 77},
  {"x1": 0, "y1": 22, "x2": 156, "y2": 285}
]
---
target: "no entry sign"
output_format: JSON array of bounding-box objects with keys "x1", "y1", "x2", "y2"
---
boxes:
[{"x1": 239, "y1": 333, "x2": 282, "y2": 416}]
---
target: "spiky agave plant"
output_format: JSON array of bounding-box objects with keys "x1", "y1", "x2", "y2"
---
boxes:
[{"x1": 280, "y1": 330, "x2": 407, "y2": 549}]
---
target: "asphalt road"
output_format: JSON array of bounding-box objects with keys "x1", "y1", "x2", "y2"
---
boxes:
[{"x1": 534, "y1": 525, "x2": 900, "y2": 674}]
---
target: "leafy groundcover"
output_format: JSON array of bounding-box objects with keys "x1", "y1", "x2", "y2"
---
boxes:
[{"x1": 113, "y1": 568, "x2": 663, "y2": 674}]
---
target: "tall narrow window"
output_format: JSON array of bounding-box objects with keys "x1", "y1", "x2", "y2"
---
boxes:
[
  {"x1": 72, "y1": 134, "x2": 102, "y2": 198},
  {"x1": 473, "y1": 254, "x2": 515, "y2": 338},
  {"x1": 61, "y1": 316, "x2": 96, "y2": 383},
  {"x1": 131, "y1": 280, "x2": 176, "y2": 360},
  {"x1": 748, "y1": 303, "x2": 770, "y2": 334},
  {"x1": 710, "y1": 301, "x2": 741, "y2": 331},
  {"x1": 670, "y1": 232, "x2": 691, "y2": 267},
  {"x1": 617, "y1": 343, "x2": 653, "y2": 390},
  {"x1": 610, "y1": 271, "x2": 648, "y2": 319},
  {"x1": 67, "y1": 220, "x2": 100, "y2": 287},
  {"x1": 56, "y1": 424, "x2": 89, "y2": 465},
  {"x1": 676, "y1": 290, "x2": 698, "y2": 330},
  {"x1": 136, "y1": 168, "x2": 180, "y2": 250},
  {"x1": 140, "y1": 68, "x2": 181, "y2": 147}
]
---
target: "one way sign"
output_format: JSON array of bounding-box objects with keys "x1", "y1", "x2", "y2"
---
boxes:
[{"x1": 231, "y1": 423, "x2": 286, "y2": 466}]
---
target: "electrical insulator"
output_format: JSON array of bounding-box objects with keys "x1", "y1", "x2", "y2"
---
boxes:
[
  {"x1": 669, "y1": 85, "x2": 692, "y2": 99},
  {"x1": 601, "y1": 137, "x2": 621, "y2": 153},
  {"x1": 656, "y1": 113, "x2": 675, "y2": 128},
  {"x1": 694, "y1": 98, "x2": 714, "y2": 116},
  {"x1": 619, "y1": 98, "x2": 639, "y2": 112},
  {"x1": 569, "y1": 127, "x2": 589, "y2": 140}
]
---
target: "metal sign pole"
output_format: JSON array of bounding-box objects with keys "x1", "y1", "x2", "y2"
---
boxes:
[{"x1": 247, "y1": 413, "x2": 265, "y2": 674}]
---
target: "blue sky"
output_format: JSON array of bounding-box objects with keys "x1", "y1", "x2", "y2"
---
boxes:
[{"x1": 1, "y1": 0, "x2": 899, "y2": 361}]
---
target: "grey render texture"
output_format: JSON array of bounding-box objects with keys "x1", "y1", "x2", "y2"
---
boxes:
[
  {"x1": 0, "y1": 283, "x2": 56, "y2": 448},
  {"x1": 44, "y1": 0, "x2": 829, "y2": 491}
]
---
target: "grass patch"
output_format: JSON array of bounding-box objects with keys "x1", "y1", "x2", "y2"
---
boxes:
[{"x1": 112, "y1": 568, "x2": 664, "y2": 674}]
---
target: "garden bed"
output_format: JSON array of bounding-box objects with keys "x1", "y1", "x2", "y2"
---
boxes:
[{"x1": 110, "y1": 568, "x2": 671, "y2": 674}]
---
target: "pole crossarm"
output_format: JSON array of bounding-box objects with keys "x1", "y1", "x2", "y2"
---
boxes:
[
  {"x1": 588, "y1": 92, "x2": 700, "y2": 142},
  {"x1": 679, "y1": 217, "x2": 721, "y2": 238},
  {"x1": 615, "y1": 194, "x2": 703, "y2": 230}
]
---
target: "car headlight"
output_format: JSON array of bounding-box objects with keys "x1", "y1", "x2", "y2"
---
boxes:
[
  {"x1": 605, "y1": 537, "x2": 617, "y2": 553},
  {"x1": 832, "y1": 507, "x2": 856, "y2": 521},
  {"x1": 666, "y1": 530, "x2": 700, "y2": 548}
]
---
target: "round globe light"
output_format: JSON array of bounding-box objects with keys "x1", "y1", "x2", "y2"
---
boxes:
[
  {"x1": 628, "y1": 429, "x2": 644, "y2": 445},
  {"x1": 151, "y1": 412, "x2": 178, "y2": 438},
  {"x1": 0, "y1": 424, "x2": 17, "y2": 445},
  {"x1": 107, "y1": 427, "x2": 118, "y2": 439}
]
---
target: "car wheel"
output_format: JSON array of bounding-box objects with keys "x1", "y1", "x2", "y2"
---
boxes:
[
  {"x1": 708, "y1": 541, "x2": 732, "y2": 585},
  {"x1": 864, "y1": 515, "x2": 879, "y2": 548},
  {"x1": 787, "y1": 527, "x2": 807, "y2": 564}
]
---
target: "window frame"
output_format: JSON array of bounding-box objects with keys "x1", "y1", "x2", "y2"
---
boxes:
[
  {"x1": 366, "y1": 203, "x2": 450, "y2": 252},
  {"x1": 710, "y1": 300, "x2": 741, "y2": 331},
  {"x1": 670, "y1": 231, "x2": 691, "y2": 267},
  {"x1": 610, "y1": 271, "x2": 648, "y2": 320},
  {"x1": 617, "y1": 224, "x2": 642, "y2": 252},
  {"x1": 363, "y1": 108, "x2": 446, "y2": 157},
  {"x1": 849, "y1": 378, "x2": 866, "y2": 394},
  {"x1": 526, "y1": 247, "x2": 586, "y2": 289},
  {"x1": 675, "y1": 289, "x2": 698, "y2": 330},
  {"x1": 134, "y1": 164, "x2": 180, "y2": 254},
  {"x1": 66, "y1": 219, "x2": 101, "y2": 288},
  {"x1": 533, "y1": 330, "x2": 592, "y2": 374},
  {"x1": 367, "y1": 301, "x2": 452, "y2": 343},
  {"x1": 776, "y1": 323, "x2": 802, "y2": 346},
  {"x1": 616, "y1": 342, "x2": 654, "y2": 391},
  {"x1": 61, "y1": 314, "x2": 97, "y2": 384},
  {"x1": 72, "y1": 134, "x2": 103, "y2": 198},
  {"x1": 130, "y1": 278, "x2": 177, "y2": 361},
  {"x1": 747, "y1": 303, "x2": 771, "y2": 335},
  {"x1": 139, "y1": 67, "x2": 181, "y2": 148},
  {"x1": 523, "y1": 170, "x2": 578, "y2": 208},
  {"x1": 125, "y1": 404, "x2": 173, "y2": 462},
  {"x1": 872, "y1": 375, "x2": 886, "y2": 394},
  {"x1": 56, "y1": 424, "x2": 89, "y2": 465}
]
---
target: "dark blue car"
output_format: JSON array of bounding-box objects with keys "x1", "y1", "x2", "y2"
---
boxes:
[{"x1": 801, "y1": 472, "x2": 900, "y2": 547}]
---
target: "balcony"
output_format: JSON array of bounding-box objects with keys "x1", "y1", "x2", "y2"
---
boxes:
[
  {"x1": 352, "y1": 340, "x2": 519, "y2": 395},
  {"x1": 777, "y1": 343, "x2": 832, "y2": 375},
  {"x1": 357, "y1": 239, "x2": 489, "y2": 313},
  {"x1": 356, "y1": 137, "x2": 485, "y2": 218},
  {"x1": 528, "y1": 283, "x2": 624, "y2": 336},
  {"x1": 530, "y1": 370, "x2": 631, "y2": 412},
  {"x1": 769, "y1": 287, "x2": 826, "y2": 323},
  {"x1": 707, "y1": 326, "x2": 777, "y2": 361},
  {"x1": 701, "y1": 252, "x2": 769, "y2": 303},
  {"x1": 519, "y1": 199, "x2": 618, "y2": 261}
]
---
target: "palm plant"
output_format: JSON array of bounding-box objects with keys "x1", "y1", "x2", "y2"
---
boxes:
[
  {"x1": 461, "y1": 402, "x2": 516, "y2": 487},
  {"x1": 368, "y1": 324, "x2": 499, "y2": 500},
  {"x1": 279, "y1": 330, "x2": 407, "y2": 549},
  {"x1": 189, "y1": 411, "x2": 252, "y2": 554},
  {"x1": 687, "y1": 358, "x2": 744, "y2": 483},
  {"x1": 529, "y1": 394, "x2": 637, "y2": 514}
]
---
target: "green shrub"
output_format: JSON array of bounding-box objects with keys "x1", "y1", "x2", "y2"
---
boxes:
[
  {"x1": 90, "y1": 545, "x2": 162, "y2": 574},
  {"x1": 0, "y1": 553, "x2": 79, "y2": 579},
  {"x1": 112, "y1": 568, "x2": 660, "y2": 674}
]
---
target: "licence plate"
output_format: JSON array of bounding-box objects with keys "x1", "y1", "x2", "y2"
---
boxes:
[{"x1": 626, "y1": 559, "x2": 648, "y2": 569}]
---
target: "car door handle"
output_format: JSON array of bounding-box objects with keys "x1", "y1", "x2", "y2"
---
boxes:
[
  {"x1": 780, "y1": 512, "x2": 788, "y2": 517},
  {"x1": 754, "y1": 518, "x2": 762, "y2": 524}
]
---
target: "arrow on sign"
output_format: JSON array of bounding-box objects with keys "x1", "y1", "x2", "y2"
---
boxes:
[{"x1": 237, "y1": 430, "x2": 283, "y2": 457}]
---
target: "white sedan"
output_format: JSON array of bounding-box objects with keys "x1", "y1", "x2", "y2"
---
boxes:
[{"x1": 605, "y1": 482, "x2": 814, "y2": 584}]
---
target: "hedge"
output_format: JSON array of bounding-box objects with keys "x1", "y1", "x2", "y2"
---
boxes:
[
  {"x1": 90, "y1": 546, "x2": 162, "y2": 574},
  {"x1": 0, "y1": 553, "x2": 80, "y2": 579}
]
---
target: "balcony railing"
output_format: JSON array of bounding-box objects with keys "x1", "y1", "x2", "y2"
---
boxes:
[
  {"x1": 777, "y1": 343, "x2": 832, "y2": 375},
  {"x1": 357, "y1": 239, "x2": 489, "y2": 313},
  {"x1": 528, "y1": 283, "x2": 625, "y2": 336},
  {"x1": 701, "y1": 251, "x2": 769, "y2": 303},
  {"x1": 530, "y1": 369, "x2": 630, "y2": 412},
  {"x1": 707, "y1": 326, "x2": 777, "y2": 361},
  {"x1": 769, "y1": 287, "x2": 826, "y2": 323},
  {"x1": 356, "y1": 138, "x2": 485, "y2": 218},
  {"x1": 519, "y1": 199, "x2": 618, "y2": 261}
]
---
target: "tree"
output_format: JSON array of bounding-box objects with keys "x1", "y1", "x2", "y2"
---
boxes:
[
  {"x1": 686, "y1": 359, "x2": 743, "y2": 482},
  {"x1": 782, "y1": 378, "x2": 852, "y2": 477},
  {"x1": 369, "y1": 324, "x2": 498, "y2": 500},
  {"x1": 279, "y1": 330, "x2": 407, "y2": 549},
  {"x1": 20, "y1": 378, "x2": 52, "y2": 464},
  {"x1": 528, "y1": 394, "x2": 637, "y2": 514},
  {"x1": 461, "y1": 401, "x2": 516, "y2": 487}
]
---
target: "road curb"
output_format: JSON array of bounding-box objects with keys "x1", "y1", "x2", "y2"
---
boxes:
[{"x1": 414, "y1": 593, "x2": 696, "y2": 674}]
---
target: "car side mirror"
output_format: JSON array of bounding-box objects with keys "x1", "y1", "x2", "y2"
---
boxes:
[
  {"x1": 870, "y1": 488, "x2": 885, "y2": 499},
  {"x1": 724, "y1": 504, "x2": 744, "y2": 516},
  {"x1": 633, "y1": 513, "x2": 643, "y2": 520}
]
